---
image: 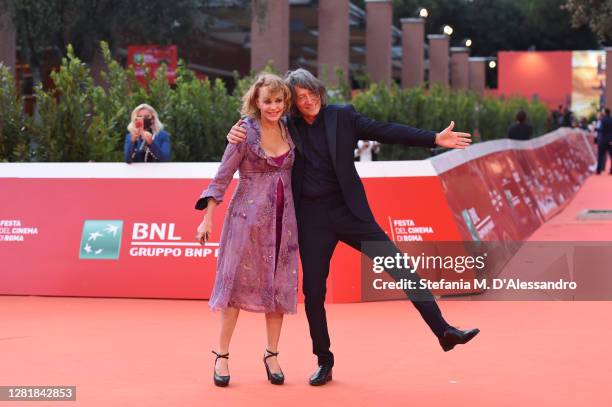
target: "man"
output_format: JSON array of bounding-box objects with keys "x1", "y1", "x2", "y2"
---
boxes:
[
  {"x1": 561, "y1": 106, "x2": 573, "y2": 128},
  {"x1": 596, "y1": 108, "x2": 612, "y2": 175},
  {"x1": 507, "y1": 110, "x2": 533, "y2": 141},
  {"x1": 227, "y1": 69, "x2": 479, "y2": 386},
  {"x1": 551, "y1": 106, "x2": 562, "y2": 130}
]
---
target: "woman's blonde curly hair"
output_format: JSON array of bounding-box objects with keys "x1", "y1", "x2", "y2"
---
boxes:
[{"x1": 241, "y1": 73, "x2": 292, "y2": 118}]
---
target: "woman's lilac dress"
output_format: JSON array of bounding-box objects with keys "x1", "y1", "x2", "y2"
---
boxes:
[{"x1": 196, "y1": 117, "x2": 298, "y2": 314}]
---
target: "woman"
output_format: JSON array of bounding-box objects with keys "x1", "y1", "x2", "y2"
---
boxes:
[
  {"x1": 194, "y1": 73, "x2": 298, "y2": 387},
  {"x1": 124, "y1": 104, "x2": 171, "y2": 163}
]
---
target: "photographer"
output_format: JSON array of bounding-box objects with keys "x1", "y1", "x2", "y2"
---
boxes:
[
  {"x1": 124, "y1": 104, "x2": 171, "y2": 163},
  {"x1": 354, "y1": 140, "x2": 380, "y2": 161}
]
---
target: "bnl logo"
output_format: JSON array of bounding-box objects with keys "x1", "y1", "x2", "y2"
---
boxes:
[{"x1": 79, "y1": 220, "x2": 123, "y2": 260}]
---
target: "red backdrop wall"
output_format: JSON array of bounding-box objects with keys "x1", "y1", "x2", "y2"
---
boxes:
[{"x1": 498, "y1": 51, "x2": 572, "y2": 109}]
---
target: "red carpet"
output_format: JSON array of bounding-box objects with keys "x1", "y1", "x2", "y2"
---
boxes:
[
  {"x1": 2, "y1": 174, "x2": 611, "y2": 406},
  {"x1": 1, "y1": 297, "x2": 610, "y2": 406}
]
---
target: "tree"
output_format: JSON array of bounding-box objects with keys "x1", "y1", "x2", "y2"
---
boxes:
[
  {"x1": 0, "y1": 0, "x2": 208, "y2": 86},
  {"x1": 0, "y1": 0, "x2": 62, "y2": 85},
  {"x1": 564, "y1": 0, "x2": 612, "y2": 43},
  {"x1": 354, "y1": 0, "x2": 600, "y2": 55}
]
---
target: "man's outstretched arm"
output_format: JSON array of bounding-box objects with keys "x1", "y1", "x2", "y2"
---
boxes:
[{"x1": 350, "y1": 105, "x2": 471, "y2": 150}]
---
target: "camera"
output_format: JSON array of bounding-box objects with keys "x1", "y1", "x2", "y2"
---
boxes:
[{"x1": 143, "y1": 117, "x2": 153, "y2": 133}]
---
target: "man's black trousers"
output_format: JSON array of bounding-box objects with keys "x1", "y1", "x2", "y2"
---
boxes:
[{"x1": 297, "y1": 193, "x2": 450, "y2": 367}]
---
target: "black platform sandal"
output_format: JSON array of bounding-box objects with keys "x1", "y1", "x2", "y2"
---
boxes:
[
  {"x1": 212, "y1": 350, "x2": 230, "y2": 387},
  {"x1": 263, "y1": 349, "x2": 285, "y2": 385}
]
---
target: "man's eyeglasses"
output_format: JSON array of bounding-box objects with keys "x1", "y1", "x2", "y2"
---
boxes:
[{"x1": 296, "y1": 93, "x2": 320, "y2": 103}]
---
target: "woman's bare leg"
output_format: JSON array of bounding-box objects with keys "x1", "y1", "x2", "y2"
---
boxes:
[
  {"x1": 264, "y1": 312, "x2": 284, "y2": 373},
  {"x1": 215, "y1": 307, "x2": 240, "y2": 376}
]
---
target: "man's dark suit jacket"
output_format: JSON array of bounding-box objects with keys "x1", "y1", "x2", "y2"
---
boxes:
[
  {"x1": 507, "y1": 122, "x2": 533, "y2": 140},
  {"x1": 601, "y1": 116, "x2": 612, "y2": 143},
  {"x1": 287, "y1": 104, "x2": 437, "y2": 223}
]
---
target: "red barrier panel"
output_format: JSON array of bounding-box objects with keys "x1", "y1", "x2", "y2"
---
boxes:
[
  {"x1": 0, "y1": 163, "x2": 459, "y2": 302},
  {"x1": 0, "y1": 128, "x2": 595, "y2": 302},
  {"x1": 431, "y1": 128, "x2": 595, "y2": 243}
]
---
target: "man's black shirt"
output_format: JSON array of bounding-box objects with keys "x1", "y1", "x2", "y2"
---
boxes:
[{"x1": 294, "y1": 112, "x2": 342, "y2": 199}]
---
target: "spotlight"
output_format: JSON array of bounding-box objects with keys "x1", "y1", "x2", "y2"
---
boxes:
[
  {"x1": 418, "y1": 8, "x2": 429, "y2": 18},
  {"x1": 443, "y1": 25, "x2": 453, "y2": 36},
  {"x1": 465, "y1": 38, "x2": 472, "y2": 47},
  {"x1": 488, "y1": 60, "x2": 497, "y2": 69}
]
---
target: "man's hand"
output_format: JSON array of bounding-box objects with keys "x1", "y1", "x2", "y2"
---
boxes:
[
  {"x1": 227, "y1": 120, "x2": 247, "y2": 144},
  {"x1": 435, "y1": 121, "x2": 472, "y2": 149}
]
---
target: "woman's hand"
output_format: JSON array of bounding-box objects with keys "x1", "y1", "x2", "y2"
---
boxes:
[
  {"x1": 130, "y1": 130, "x2": 141, "y2": 143},
  {"x1": 435, "y1": 121, "x2": 472, "y2": 149},
  {"x1": 196, "y1": 217, "x2": 212, "y2": 245},
  {"x1": 142, "y1": 131, "x2": 153, "y2": 145}
]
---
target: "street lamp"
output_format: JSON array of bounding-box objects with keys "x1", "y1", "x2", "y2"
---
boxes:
[
  {"x1": 443, "y1": 25, "x2": 453, "y2": 36},
  {"x1": 418, "y1": 7, "x2": 429, "y2": 18},
  {"x1": 465, "y1": 38, "x2": 472, "y2": 47},
  {"x1": 488, "y1": 60, "x2": 497, "y2": 69}
]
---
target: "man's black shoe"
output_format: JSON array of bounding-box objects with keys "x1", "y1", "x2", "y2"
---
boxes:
[
  {"x1": 439, "y1": 327, "x2": 480, "y2": 352},
  {"x1": 309, "y1": 364, "x2": 333, "y2": 386}
]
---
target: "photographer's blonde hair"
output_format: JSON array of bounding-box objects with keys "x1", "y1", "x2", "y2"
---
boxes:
[
  {"x1": 127, "y1": 104, "x2": 164, "y2": 137},
  {"x1": 241, "y1": 73, "x2": 292, "y2": 118}
]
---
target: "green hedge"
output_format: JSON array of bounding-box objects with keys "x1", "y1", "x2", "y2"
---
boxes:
[
  {"x1": 0, "y1": 43, "x2": 548, "y2": 162},
  {"x1": 351, "y1": 83, "x2": 548, "y2": 160},
  {"x1": 0, "y1": 64, "x2": 29, "y2": 161}
]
